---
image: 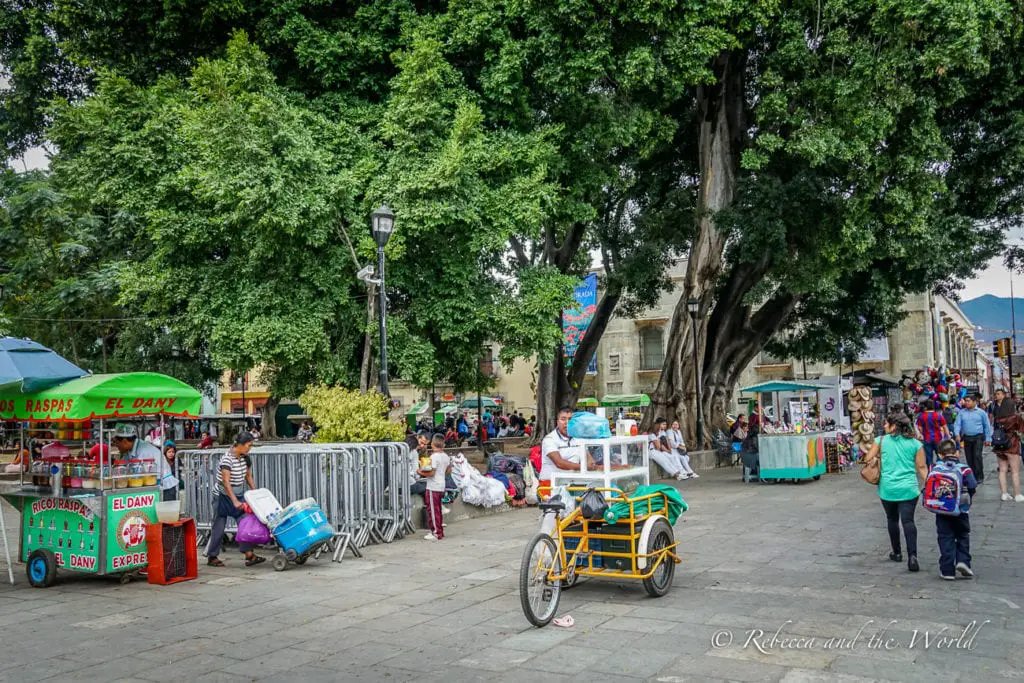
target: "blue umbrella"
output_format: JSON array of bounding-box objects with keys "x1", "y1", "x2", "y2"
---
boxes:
[{"x1": 0, "y1": 337, "x2": 87, "y2": 394}]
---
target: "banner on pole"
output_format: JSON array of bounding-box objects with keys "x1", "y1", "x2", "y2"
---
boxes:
[{"x1": 563, "y1": 273, "x2": 598, "y2": 371}]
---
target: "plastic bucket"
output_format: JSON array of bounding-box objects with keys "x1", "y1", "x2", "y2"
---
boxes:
[
  {"x1": 156, "y1": 500, "x2": 180, "y2": 523},
  {"x1": 273, "y1": 505, "x2": 333, "y2": 555}
]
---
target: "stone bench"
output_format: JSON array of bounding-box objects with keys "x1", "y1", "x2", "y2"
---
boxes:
[{"x1": 649, "y1": 449, "x2": 736, "y2": 480}]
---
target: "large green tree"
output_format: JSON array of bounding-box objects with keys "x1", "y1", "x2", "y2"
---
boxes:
[
  {"x1": 642, "y1": 0, "x2": 1020, "y2": 443},
  {"x1": 4, "y1": 1, "x2": 1023, "y2": 447}
]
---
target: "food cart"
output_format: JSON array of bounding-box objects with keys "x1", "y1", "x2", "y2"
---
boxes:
[
  {"x1": 739, "y1": 381, "x2": 831, "y2": 482},
  {"x1": 548, "y1": 435, "x2": 650, "y2": 497},
  {"x1": 0, "y1": 372, "x2": 202, "y2": 587}
]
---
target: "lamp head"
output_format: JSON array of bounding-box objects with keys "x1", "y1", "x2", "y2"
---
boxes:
[
  {"x1": 686, "y1": 298, "x2": 700, "y2": 315},
  {"x1": 371, "y1": 204, "x2": 395, "y2": 249}
]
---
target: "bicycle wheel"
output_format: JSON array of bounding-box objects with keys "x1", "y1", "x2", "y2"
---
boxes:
[
  {"x1": 519, "y1": 533, "x2": 562, "y2": 627},
  {"x1": 641, "y1": 517, "x2": 676, "y2": 598}
]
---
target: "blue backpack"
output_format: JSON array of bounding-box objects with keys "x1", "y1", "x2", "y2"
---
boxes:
[{"x1": 922, "y1": 460, "x2": 964, "y2": 516}]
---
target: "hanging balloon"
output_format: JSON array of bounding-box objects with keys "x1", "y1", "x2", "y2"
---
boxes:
[
  {"x1": 938, "y1": 393, "x2": 949, "y2": 403},
  {"x1": 937, "y1": 384, "x2": 947, "y2": 394}
]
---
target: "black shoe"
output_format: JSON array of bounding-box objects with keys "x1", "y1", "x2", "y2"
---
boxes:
[
  {"x1": 908, "y1": 555, "x2": 920, "y2": 572},
  {"x1": 889, "y1": 551, "x2": 903, "y2": 562}
]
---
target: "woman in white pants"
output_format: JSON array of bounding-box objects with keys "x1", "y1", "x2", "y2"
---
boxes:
[
  {"x1": 667, "y1": 420, "x2": 698, "y2": 479},
  {"x1": 649, "y1": 418, "x2": 697, "y2": 480}
]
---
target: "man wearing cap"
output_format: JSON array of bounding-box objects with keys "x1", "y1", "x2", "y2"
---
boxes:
[
  {"x1": 112, "y1": 423, "x2": 163, "y2": 463},
  {"x1": 205, "y1": 431, "x2": 265, "y2": 567}
]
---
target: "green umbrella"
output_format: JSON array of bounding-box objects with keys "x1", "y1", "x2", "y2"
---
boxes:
[
  {"x1": 576, "y1": 397, "x2": 599, "y2": 408},
  {"x1": 0, "y1": 372, "x2": 202, "y2": 422},
  {"x1": 600, "y1": 394, "x2": 651, "y2": 408},
  {"x1": 459, "y1": 396, "x2": 500, "y2": 410}
]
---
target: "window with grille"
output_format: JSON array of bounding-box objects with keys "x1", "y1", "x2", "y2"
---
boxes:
[
  {"x1": 757, "y1": 351, "x2": 789, "y2": 366},
  {"x1": 638, "y1": 327, "x2": 665, "y2": 371}
]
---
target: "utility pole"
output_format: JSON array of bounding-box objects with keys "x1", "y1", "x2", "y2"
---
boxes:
[{"x1": 1012, "y1": 273, "x2": 1017, "y2": 398}]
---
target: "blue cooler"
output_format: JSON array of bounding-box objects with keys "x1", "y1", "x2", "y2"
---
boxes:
[{"x1": 272, "y1": 503, "x2": 333, "y2": 555}]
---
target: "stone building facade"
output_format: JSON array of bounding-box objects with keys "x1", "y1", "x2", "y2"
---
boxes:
[{"x1": 583, "y1": 261, "x2": 986, "y2": 409}]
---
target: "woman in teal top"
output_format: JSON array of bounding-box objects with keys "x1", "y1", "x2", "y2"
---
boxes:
[{"x1": 864, "y1": 410, "x2": 928, "y2": 572}]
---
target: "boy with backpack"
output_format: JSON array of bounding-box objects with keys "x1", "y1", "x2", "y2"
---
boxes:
[{"x1": 922, "y1": 439, "x2": 977, "y2": 580}]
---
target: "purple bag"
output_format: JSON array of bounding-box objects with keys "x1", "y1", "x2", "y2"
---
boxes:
[{"x1": 236, "y1": 513, "x2": 271, "y2": 545}]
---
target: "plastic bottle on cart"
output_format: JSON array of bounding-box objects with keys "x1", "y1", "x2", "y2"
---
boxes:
[
  {"x1": 114, "y1": 460, "x2": 129, "y2": 488},
  {"x1": 128, "y1": 461, "x2": 144, "y2": 488},
  {"x1": 142, "y1": 461, "x2": 158, "y2": 487},
  {"x1": 50, "y1": 463, "x2": 63, "y2": 497}
]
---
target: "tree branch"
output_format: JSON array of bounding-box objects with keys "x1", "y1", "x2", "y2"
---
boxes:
[
  {"x1": 509, "y1": 235, "x2": 530, "y2": 268},
  {"x1": 554, "y1": 221, "x2": 587, "y2": 272}
]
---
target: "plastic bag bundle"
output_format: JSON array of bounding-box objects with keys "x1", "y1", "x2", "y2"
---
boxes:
[
  {"x1": 568, "y1": 411, "x2": 612, "y2": 439},
  {"x1": 236, "y1": 513, "x2": 271, "y2": 545}
]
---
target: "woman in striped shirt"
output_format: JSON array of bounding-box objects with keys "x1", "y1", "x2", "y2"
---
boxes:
[{"x1": 205, "y1": 431, "x2": 266, "y2": 567}]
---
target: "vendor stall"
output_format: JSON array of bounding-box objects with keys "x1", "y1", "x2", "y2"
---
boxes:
[
  {"x1": 0, "y1": 372, "x2": 202, "y2": 587},
  {"x1": 549, "y1": 435, "x2": 650, "y2": 497},
  {"x1": 739, "y1": 381, "x2": 832, "y2": 482}
]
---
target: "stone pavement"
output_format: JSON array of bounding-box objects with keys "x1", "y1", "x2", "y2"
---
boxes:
[{"x1": 0, "y1": 459, "x2": 1022, "y2": 682}]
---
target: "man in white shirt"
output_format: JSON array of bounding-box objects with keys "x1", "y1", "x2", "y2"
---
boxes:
[
  {"x1": 648, "y1": 418, "x2": 692, "y2": 481},
  {"x1": 539, "y1": 406, "x2": 595, "y2": 498}
]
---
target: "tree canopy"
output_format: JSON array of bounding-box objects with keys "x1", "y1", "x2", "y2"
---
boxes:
[{"x1": 1, "y1": 0, "x2": 1022, "y2": 439}]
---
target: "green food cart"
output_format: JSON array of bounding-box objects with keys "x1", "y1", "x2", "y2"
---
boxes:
[
  {"x1": 0, "y1": 372, "x2": 202, "y2": 587},
  {"x1": 738, "y1": 381, "x2": 830, "y2": 482}
]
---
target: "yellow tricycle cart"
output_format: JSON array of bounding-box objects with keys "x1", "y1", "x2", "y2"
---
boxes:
[{"x1": 519, "y1": 485, "x2": 685, "y2": 627}]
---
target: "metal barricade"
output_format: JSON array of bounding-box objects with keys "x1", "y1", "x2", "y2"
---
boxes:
[{"x1": 178, "y1": 441, "x2": 412, "y2": 563}]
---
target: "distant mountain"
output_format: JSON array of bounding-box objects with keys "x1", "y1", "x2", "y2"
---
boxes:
[{"x1": 959, "y1": 295, "x2": 1024, "y2": 343}]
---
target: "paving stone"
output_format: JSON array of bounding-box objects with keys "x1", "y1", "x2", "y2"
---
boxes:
[{"x1": 0, "y1": 468, "x2": 1020, "y2": 682}]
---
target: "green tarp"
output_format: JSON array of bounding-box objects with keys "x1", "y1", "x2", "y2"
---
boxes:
[
  {"x1": 603, "y1": 484, "x2": 688, "y2": 525},
  {"x1": 739, "y1": 380, "x2": 828, "y2": 394},
  {"x1": 600, "y1": 393, "x2": 651, "y2": 408},
  {"x1": 0, "y1": 372, "x2": 202, "y2": 422}
]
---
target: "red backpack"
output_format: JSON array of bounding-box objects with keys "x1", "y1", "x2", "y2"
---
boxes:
[{"x1": 529, "y1": 445, "x2": 542, "y2": 473}]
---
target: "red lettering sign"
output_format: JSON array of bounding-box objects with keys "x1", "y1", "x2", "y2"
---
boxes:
[
  {"x1": 111, "y1": 552, "x2": 147, "y2": 570},
  {"x1": 105, "y1": 398, "x2": 117, "y2": 409},
  {"x1": 132, "y1": 398, "x2": 144, "y2": 408},
  {"x1": 70, "y1": 554, "x2": 96, "y2": 570}
]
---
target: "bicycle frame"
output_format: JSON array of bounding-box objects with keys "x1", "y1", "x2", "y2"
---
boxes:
[{"x1": 541, "y1": 486, "x2": 680, "y2": 582}]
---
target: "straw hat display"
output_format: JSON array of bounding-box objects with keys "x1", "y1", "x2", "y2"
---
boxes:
[{"x1": 848, "y1": 387, "x2": 876, "y2": 453}]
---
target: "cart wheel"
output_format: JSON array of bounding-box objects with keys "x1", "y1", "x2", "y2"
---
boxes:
[
  {"x1": 813, "y1": 475, "x2": 821, "y2": 481},
  {"x1": 272, "y1": 554, "x2": 288, "y2": 572},
  {"x1": 119, "y1": 572, "x2": 133, "y2": 585},
  {"x1": 519, "y1": 533, "x2": 562, "y2": 628},
  {"x1": 26, "y1": 549, "x2": 57, "y2": 588},
  {"x1": 284, "y1": 549, "x2": 298, "y2": 562},
  {"x1": 294, "y1": 555, "x2": 308, "y2": 566},
  {"x1": 641, "y1": 517, "x2": 676, "y2": 598}
]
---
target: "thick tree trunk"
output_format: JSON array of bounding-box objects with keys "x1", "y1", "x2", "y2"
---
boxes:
[
  {"x1": 359, "y1": 283, "x2": 375, "y2": 393},
  {"x1": 261, "y1": 397, "x2": 280, "y2": 439},
  {"x1": 645, "y1": 50, "x2": 747, "y2": 447},
  {"x1": 535, "y1": 347, "x2": 571, "y2": 441}
]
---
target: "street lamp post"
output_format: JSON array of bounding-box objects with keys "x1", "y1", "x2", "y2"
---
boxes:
[
  {"x1": 371, "y1": 204, "x2": 395, "y2": 397},
  {"x1": 686, "y1": 298, "x2": 704, "y2": 449}
]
